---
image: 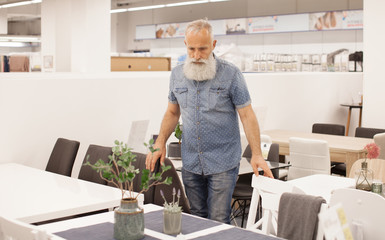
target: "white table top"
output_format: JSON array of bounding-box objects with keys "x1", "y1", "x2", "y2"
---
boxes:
[
  {"x1": 40, "y1": 204, "x2": 278, "y2": 240},
  {"x1": 0, "y1": 163, "x2": 143, "y2": 224},
  {"x1": 288, "y1": 174, "x2": 355, "y2": 203}
]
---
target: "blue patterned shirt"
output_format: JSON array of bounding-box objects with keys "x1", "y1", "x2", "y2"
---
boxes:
[{"x1": 168, "y1": 57, "x2": 251, "y2": 175}]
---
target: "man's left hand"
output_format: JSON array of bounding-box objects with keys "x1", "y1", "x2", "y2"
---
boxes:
[{"x1": 250, "y1": 155, "x2": 274, "y2": 178}]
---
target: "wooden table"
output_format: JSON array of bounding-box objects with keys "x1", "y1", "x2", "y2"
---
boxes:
[
  {"x1": 263, "y1": 129, "x2": 373, "y2": 176},
  {"x1": 340, "y1": 103, "x2": 363, "y2": 135},
  {"x1": 0, "y1": 163, "x2": 143, "y2": 224}
]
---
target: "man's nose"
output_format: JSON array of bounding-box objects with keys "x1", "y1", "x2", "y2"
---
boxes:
[{"x1": 193, "y1": 51, "x2": 201, "y2": 60}]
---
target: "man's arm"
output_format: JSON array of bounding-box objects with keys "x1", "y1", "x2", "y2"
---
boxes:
[
  {"x1": 237, "y1": 105, "x2": 274, "y2": 178},
  {"x1": 145, "y1": 102, "x2": 181, "y2": 171}
]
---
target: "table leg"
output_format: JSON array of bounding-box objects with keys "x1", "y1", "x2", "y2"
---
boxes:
[
  {"x1": 359, "y1": 107, "x2": 362, "y2": 127},
  {"x1": 346, "y1": 107, "x2": 352, "y2": 136}
]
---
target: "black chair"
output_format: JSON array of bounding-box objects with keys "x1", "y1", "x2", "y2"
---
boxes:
[
  {"x1": 355, "y1": 127, "x2": 385, "y2": 139},
  {"x1": 78, "y1": 144, "x2": 112, "y2": 185},
  {"x1": 311, "y1": 123, "x2": 346, "y2": 176},
  {"x1": 45, "y1": 138, "x2": 80, "y2": 177},
  {"x1": 152, "y1": 157, "x2": 191, "y2": 214},
  {"x1": 231, "y1": 143, "x2": 280, "y2": 228}
]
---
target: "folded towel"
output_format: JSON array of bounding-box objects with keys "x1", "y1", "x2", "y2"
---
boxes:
[{"x1": 277, "y1": 192, "x2": 325, "y2": 240}]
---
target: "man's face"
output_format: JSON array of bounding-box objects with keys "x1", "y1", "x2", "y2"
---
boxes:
[{"x1": 184, "y1": 29, "x2": 216, "y2": 62}]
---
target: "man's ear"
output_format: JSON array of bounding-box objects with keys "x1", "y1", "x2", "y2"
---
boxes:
[
  {"x1": 184, "y1": 39, "x2": 187, "y2": 46},
  {"x1": 212, "y1": 40, "x2": 217, "y2": 49}
]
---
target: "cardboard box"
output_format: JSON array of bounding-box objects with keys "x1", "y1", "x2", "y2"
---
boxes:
[{"x1": 111, "y1": 57, "x2": 171, "y2": 71}]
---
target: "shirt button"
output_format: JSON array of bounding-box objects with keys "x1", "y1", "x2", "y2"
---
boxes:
[
  {"x1": 200, "y1": 152, "x2": 203, "y2": 154},
  {"x1": 198, "y1": 137, "x2": 200, "y2": 140},
  {"x1": 197, "y1": 122, "x2": 200, "y2": 125},
  {"x1": 197, "y1": 91, "x2": 200, "y2": 94},
  {"x1": 196, "y1": 106, "x2": 199, "y2": 110}
]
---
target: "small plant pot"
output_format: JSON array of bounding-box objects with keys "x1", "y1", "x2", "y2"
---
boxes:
[
  {"x1": 163, "y1": 210, "x2": 182, "y2": 235},
  {"x1": 167, "y1": 142, "x2": 181, "y2": 158}
]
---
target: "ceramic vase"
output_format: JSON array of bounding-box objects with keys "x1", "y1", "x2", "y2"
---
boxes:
[
  {"x1": 163, "y1": 210, "x2": 182, "y2": 235},
  {"x1": 114, "y1": 198, "x2": 144, "y2": 240},
  {"x1": 355, "y1": 161, "x2": 374, "y2": 191}
]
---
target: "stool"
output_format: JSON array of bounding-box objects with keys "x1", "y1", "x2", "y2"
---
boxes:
[{"x1": 340, "y1": 103, "x2": 363, "y2": 136}]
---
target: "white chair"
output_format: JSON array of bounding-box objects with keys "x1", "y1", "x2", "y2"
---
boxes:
[
  {"x1": 287, "y1": 137, "x2": 330, "y2": 180},
  {"x1": 0, "y1": 215, "x2": 51, "y2": 240},
  {"x1": 245, "y1": 175, "x2": 304, "y2": 235},
  {"x1": 374, "y1": 132, "x2": 385, "y2": 159},
  {"x1": 329, "y1": 188, "x2": 385, "y2": 240}
]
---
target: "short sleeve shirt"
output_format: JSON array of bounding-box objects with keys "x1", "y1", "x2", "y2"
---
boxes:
[{"x1": 168, "y1": 56, "x2": 251, "y2": 175}]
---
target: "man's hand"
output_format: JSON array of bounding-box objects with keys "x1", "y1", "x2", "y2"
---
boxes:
[
  {"x1": 250, "y1": 155, "x2": 274, "y2": 178},
  {"x1": 145, "y1": 142, "x2": 166, "y2": 172}
]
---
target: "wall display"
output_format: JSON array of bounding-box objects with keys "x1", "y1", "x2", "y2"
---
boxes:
[{"x1": 135, "y1": 10, "x2": 363, "y2": 40}]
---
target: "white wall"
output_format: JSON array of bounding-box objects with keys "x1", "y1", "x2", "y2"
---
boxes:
[
  {"x1": 0, "y1": 72, "x2": 362, "y2": 178},
  {"x1": 362, "y1": 0, "x2": 385, "y2": 129}
]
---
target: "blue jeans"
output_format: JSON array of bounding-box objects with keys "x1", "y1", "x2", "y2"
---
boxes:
[{"x1": 181, "y1": 165, "x2": 239, "y2": 224}]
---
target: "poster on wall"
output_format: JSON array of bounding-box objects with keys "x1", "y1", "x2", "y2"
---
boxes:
[
  {"x1": 341, "y1": 10, "x2": 363, "y2": 29},
  {"x1": 225, "y1": 18, "x2": 247, "y2": 35},
  {"x1": 248, "y1": 14, "x2": 309, "y2": 33},
  {"x1": 155, "y1": 23, "x2": 187, "y2": 39},
  {"x1": 309, "y1": 11, "x2": 344, "y2": 31},
  {"x1": 136, "y1": 25, "x2": 156, "y2": 39},
  {"x1": 209, "y1": 19, "x2": 226, "y2": 36}
]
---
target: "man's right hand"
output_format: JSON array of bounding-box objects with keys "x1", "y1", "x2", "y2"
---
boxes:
[{"x1": 145, "y1": 142, "x2": 166, "y2": 172}]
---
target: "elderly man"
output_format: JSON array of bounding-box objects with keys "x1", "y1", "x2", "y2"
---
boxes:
[{"x1": 146, "y1": 19, "x2": 273, "y2": 224}]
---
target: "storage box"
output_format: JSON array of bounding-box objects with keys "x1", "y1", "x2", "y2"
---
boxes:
[{"x1": 111, "y1": 57, "x2": 171, "y2": 71}]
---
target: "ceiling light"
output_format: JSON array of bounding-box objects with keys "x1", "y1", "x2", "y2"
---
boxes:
[
  {"x1": 166, "y1": 0, "x2": 208, "y2": 7},
  {"x1": 0, "y1": 0, "x2": 41, "y2": 9},
  {"x1": 0, "y1": 36, "x2": 40, "y2": 42},
  {"x1": 127, "y1": 4, "x2": 165, "y2": 11},
  {"x1": 110, "y1": 8, "x2": 128, "y2": 14}
]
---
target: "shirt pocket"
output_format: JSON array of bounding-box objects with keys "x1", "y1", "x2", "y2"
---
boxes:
[
  {"x1": 209, "y1": 87, "x2": 227, "y2": 110},
  {"x1": 174, "y1": 87, "x2": 188, "y2": 108}
]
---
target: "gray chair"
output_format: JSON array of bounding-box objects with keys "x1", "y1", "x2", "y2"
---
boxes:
[
  {"x1": 355, "y1": 127, "x2": 385, "y2": 139},
  {"x1": 231, "y1": 143, "x2": 280, "y2": 228},
  {"x1": 45, "y1": 138, "x2": 80, "y2": 177},
  {"x1": 78, "y1": 144, "x2": 111, "y2": 185},
  {"x1": 311, "y1": 123, "x2": 345, "y2": 176}
]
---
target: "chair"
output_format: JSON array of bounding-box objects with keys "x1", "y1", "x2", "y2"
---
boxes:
[
  {"x1": 0, "y1": 215, "x2": 60, "y2": 240},
  {"x1": 311, "y1": 123, "x2": 346, "y2": 176},
  {"x1": 45, "y1": 138, "x2": 80, "y2": 177},
  {"x1": 355, "y1": 127, "x2": 385, "y2": 139},
  {"x1": 329, "y1": 188, "x2": 385, "y2": 240},
  {"x1": 287, "y1": 137, "x2": 330, "y2": 180},
  {"x1": 374, "y1": 132, "x2": 385, "y2": 160},
  {"x1": 152, "y1": 157, "x2": 191, "y2": 214},
  {"x1": 231, "y1": 137, "x2": 280, "y2": 227},
  {"x1": 245, "y1": 175, "x2": 305, "y2": 235},
  {"x1": 348, "y1": 158, "x2": 385, "y2": 183},
  {"x1": 78, "y1": 144, "x2": 112, "y2": 185}
]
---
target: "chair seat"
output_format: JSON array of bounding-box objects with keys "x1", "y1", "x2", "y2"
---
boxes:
[
  {"x1": 331, "y1": 163, "x2": 346, "y2": 176},
  {"x1": 232, "y1": 183, "x2": 253, "y2": 199}
]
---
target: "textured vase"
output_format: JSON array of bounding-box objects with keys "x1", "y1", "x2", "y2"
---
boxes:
[
  {"x1": 163, "y1": 210, "x2": 182, "y2": 235},
  {"x1": 114, "y1": 198, "x2": 144, "y2": 240},
  {"x1": 355, "y1": 161, "x2": 374, "y2": 191},
  {"x1": 167, "y1": 142, "x2": 181, "y2": 158}
]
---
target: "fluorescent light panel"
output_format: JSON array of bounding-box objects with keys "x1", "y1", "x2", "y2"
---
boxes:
[
  {"x1": 0, "y1": 0, "x2": 41, "y2": 9},
  {"x1": 110, "y1": 0, "x2": 231, "y2": 13}
]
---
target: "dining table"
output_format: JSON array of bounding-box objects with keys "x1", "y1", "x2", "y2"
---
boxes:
[
  {"x1": 40, "y1": 203, "x2": 280, "y2": 240},
  {"x1": 263, "y1": 129, "x2": 373, "y2": 176},
  {"x1": 0, "y1": 163, "x2": 143, "y2": 224}
]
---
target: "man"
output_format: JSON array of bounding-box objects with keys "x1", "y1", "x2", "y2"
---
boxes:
[{"x1": 146, "y1": 19, "x2": 273, "y2": 224}]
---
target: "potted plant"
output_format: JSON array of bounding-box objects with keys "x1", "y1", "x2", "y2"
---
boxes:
[
  {"x1": 168, "y1": 122, "x2": 182, "y2": 159},
  {"x1": 355, "y1": 143, "x2": 379, "y2": 191},
  {"x1": 160, "y1": 188, "x2": 182, "y2": 235},
  {"x1": 84, "y1": 139, "x2": 172, "y2": 240}
]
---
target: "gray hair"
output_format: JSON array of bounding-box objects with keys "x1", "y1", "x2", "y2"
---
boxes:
[{"x1": 185, "y1": 19, "x2": 213, "y2": 40}]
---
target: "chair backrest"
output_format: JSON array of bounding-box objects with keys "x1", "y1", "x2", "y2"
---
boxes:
[
  {"x1": 374, "y1": 132, "x2": 385, "y2": 159},
  {"x1": 45, "y1": 138, "x2": 80, "y2": 177},
  {"x1": 242, "y1": 134, "x2": 272, "y2": 159},
  {"x1": 0, "y1": 215, "x2": 49, "y2": 240},
  {"x1": 287, "y1": 137, "x2": 330, "y2": 180},
  {"x1": 152, "y1": 158, "x2": 190, "y2": 214},
  {"x1": 355, "y1": 127, "x2": 385, "y2": 139},
  {"x1": 78, "y1": 144, "x2": 112, "y2": 185},
  {"x1": 312, "y1": 123, "x2": 345, "y2": 136},
  {"x1": 329, "y1": 188, "x2": 385, "y2": 240},
  {"x1": 246, "y1": 175, "x2": 304, "y2": 235},
  {"x1": 348, "y1": 158, "x2": 385, "y2": 183}
]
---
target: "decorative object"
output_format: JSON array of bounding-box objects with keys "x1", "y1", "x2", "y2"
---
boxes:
[
  {"x1": 161, "y1": 188, "x2": 182, "y2": 235},
  {"x1": 355, "y1": 143, "x2": 379, "y2": 191},
  {"x1": 84, "y1": 139, "x2": 172, "y2": 240},
  {"x1": 168, "y1": 122, "x2": 182, "y2": 158}
]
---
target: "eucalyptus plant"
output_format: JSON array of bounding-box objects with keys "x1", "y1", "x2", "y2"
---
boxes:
[
  {"x1": 174, "y1": 122, "x2": 182, "y2": 144},
  {"x1": 84, "y1": 139, "x2": 172, "y2": 199}
]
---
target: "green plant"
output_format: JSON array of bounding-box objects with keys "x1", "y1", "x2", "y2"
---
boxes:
[
  {"x1": 160, "y1": 188, "x2": 182, "y2": 213},
  {"x1": 84, "y1": 139, "x2": 172, "y2": 200},
  {"x1": 174, "y1": 122, "x2": 182, "y2": 144}
]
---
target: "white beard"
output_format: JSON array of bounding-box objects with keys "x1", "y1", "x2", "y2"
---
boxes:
[{"x1": 183, "y1": 53, "x2": 217, "y2": 81}]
